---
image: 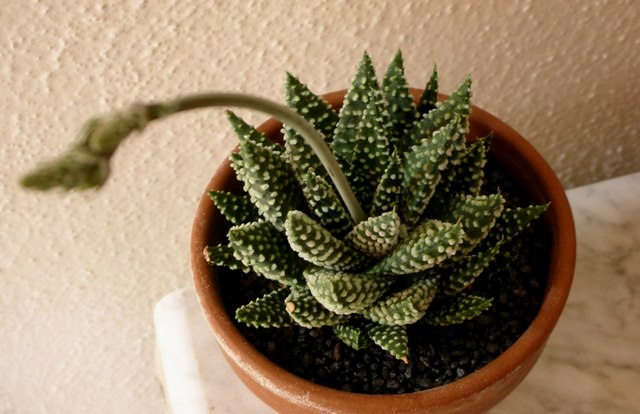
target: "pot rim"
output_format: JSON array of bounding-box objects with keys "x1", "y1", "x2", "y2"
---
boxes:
[{"x1": 191, "y1": 89, "x2": 576, "y2": 410}]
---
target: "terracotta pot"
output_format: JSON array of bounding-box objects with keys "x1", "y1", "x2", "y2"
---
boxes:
[{"x1": 191, "y1": 90, "x2": 576, "y2": 413}]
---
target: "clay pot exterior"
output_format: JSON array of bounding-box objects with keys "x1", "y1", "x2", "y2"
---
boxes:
[{"x1": 191, "y1": 90, "x2": 576, "y2": 413}]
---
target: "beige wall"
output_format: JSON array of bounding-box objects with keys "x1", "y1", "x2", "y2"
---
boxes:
[{"x1": 1, "y1": 0, "x2": 638, "y2": 412}]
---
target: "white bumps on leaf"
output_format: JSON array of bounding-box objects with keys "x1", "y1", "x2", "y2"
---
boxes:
[
  {"x1": 424, "y1": 294, "x2": 492, "y2": 326},
  {"x1": 235, "y1": 288, "x2": 293, "y2": 328},
  {"x1": 363, "y1": 277, "x2": 438, "y2": 325},
  {"x1": 369, "y1": 220, "x2": 464, "y2": 275},
  {"x1": 440, "y1": 242, "x2": 503, "y2": 295},
  {"x1": 304, "y1": 267, "x2": 393, "y2": 315},
  {"x1": 301, "y1": 169, "x2": 352, "y2": 237},
  {"x1": 285, "y1": 289, "x2": 345, "y2": 328},
  {"x1": 332, "y1": 324, "x2": 371, "y2": 350},
  {"x1": 207, "y1": 190, "x2": 259, "y2": 226},
  {"x1": 447, "y1": 193, "x2": 505, "y2": 252},
  {"x1": 285, "y1": 72, "x2": 339, "y2": 139},
  {"x1": 367, "y1": 324, "x2": 409, "y2": 362},
  {"x1": 401, "y1": 121, "x2": 458, "y2": 227},
  {"x1": 228, "y1": 220, "x2": 304, "y2": 286},
  {"x1": 346, "y1": 210, "x2": 401, "y2": 257},
  {"x1": 285, "y1": 210, "x2": 367, "y2": 271},
  {"x1": 239, "y1": 140, "x2": 302, "y2": 230}
]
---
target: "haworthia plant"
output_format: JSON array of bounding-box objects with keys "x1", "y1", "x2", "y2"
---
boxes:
[
  {"x1": 20, "y1": 50, "x2": 548, "y2": 363},
  {"x1": 206, "y1": 52, "x2": 547, "y2": 362}
]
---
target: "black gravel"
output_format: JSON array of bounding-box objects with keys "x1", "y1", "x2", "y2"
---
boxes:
[{"x1": 218, "y1": 158, "x2": 552, "y2": 394}]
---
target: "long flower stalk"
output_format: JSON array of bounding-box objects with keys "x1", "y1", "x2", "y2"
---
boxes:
[{"x1": 20, "y1": 92, "x2": 366, "y2": 224}]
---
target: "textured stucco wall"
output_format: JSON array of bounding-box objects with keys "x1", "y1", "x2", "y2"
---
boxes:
[{"x1": 1, "y1": 0, "x2": 638, "y2": 412}]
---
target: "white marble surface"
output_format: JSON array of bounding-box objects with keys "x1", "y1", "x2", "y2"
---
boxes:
[{"x1": 154, "y1": 172, "x2": 640, "y2": 414}]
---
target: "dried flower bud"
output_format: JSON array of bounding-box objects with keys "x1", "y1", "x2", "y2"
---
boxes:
[
  {"x1": 83, "y1": 104, "x2": 149, "y2": 156},
  {"x1": 20, "y1": 145, "x2": 110, "y2": 190}
]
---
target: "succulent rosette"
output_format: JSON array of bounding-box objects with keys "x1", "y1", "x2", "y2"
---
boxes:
[{"x1": 204, "y1": 52, "x2": 547, "y2": 362}]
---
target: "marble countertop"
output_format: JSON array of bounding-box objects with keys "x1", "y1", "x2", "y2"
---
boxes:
[{"x1": 154, "y1": 172, "x2": 640, "y2": 414}]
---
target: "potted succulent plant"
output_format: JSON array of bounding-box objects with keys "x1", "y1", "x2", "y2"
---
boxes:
[{"x1": 22, "y1": 51, "x2": 575, "y2": 413}]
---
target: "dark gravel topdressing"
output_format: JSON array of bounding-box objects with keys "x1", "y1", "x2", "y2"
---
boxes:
[{"x1": 218, "y1": 159, "x2": 552, "y2": 394}]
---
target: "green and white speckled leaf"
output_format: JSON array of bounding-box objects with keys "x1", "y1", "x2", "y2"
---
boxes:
[
  {"x1": 284, "y1": 288, "x2": 346, "y2": 328},
  {"x1": 382, "y1": 50, "x2": 417, "y2": 147},
  {"x1": 346, "y1": 210, "x2": 401, "y2": 258},
  {"x1": 285, "y1": 72, "x2": 340, "y2": 139},
  {"x1": 483, "y1": 204, "x2": 549, "y2": 246},
  {"x1": 332, "y1": 52, "x2": 379, "y2": 163},
  {"x1": 451, "y1": 134, "x2": 491, "y2": 196},
  {"x1": 440, "y1": 242, "x2": 502, "y2": 295},
  {"x1": 226, "y1": 110, "x2": 284, "y2": 154},
  {"x1": 304, "y1": 267, "x2": 393, "y2": 315},
  {"x1": 332, "y1": 324, "x2": 371, "y2": 350},
  {"x1": 301, "y1": 169, "x2": 352, "y2": 237},
  {"x1": 444, "y1": 193, "x2": 505, "y2": 252},
  {"x1": 408, "y1": 76, "x2": 472, "y2": 153},
  {"x1": 367, "y1": 324, "x2": 409, "y2": 362},
  {"x1": 235, "y1": 287, "x2": 293, "y2": 328},
  {"x1": 424, "y1": 294, "x2": 492, "y2": 326},
  {"x1": 369, "y1": 220, "x2": 464, "y2": 276},
  {"x1": 369, "y1": 150, "x2": 403, "y2": 217},
  {"x1": 344, "y1": 89, "x2": 392, "y2": 210},
  {"x1": 350, "y1": 92, "x2": 392, "y2": 183},
  {"x1": 363, "y1": 277, "x2": 438, "y2": 325},
  {"x1": 228, "y1": 220, "x2": 304, "y2": 286},
  {"x1": 207, "y1": 190, "x2": 259, "y2": 225},
  {"x1": 416, "y1": 65, "x2": 439, "y2": 117},
  {"x1": 229, "y1": 151, "x2": 245, "y2": 179},
  {"x1": 203, "y1": 244, "x2": 250, "y2": 273},
  {"x1": 283, "y1": 126, "x2": 328, "y2": 180},
  {"x1": 427, "y1": 135, "x2": 492, "y2": 219},
  {"x1": 285, "y1": 210, "x2": 368, "y2": 271},
  {"x1": 401, "y1": 121, "x2": 457, "y2": 227},
  {"x1": 239, "y1": 140, "x2": 302, "y2": 230}
]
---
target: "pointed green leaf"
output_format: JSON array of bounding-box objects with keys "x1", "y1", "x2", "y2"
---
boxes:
[
  {"x1": 368, "y1": 324, "x2": 409, "y2": 362},
  {"x1": 229, "y1": 151, "x2": 244, "y2": 178},
  {"x1": 369, "y1": 150, "x2": 403, "y2": 217},
  {"x1": 333, "y1": 324, "x2": 371, "y2": 350},
  {"x1": 408, "y1": 76, "x2": 472, "y2": 152},
  {"x1": 332, "y1": 52, "x2": 380, "y2": 163},
  {"x1": 285, "y1": 288, "x2": 346, "y2": 328},
  {"x1": 382, "y1": 50, "x2": 417, "y2": 146},
  {"x1": 285, "y1": 211, "x2": 368, "y2": 271},
  {"x1": 304, "y1": 267, "x2": 393, "y2": 315},
  {"x1": 228, "y1": 220, "x2": 304, "y2": 286},
  {"x1": 451, "y1": 134, "x2": 491, "y2": 196},
  {"x1": 483, "y1": 204, "x2": 549, "y2": 246},
  {"x1": 301, "y1": 169, "x2": 352, "y2": 237},
  {"x1": 203, "y1": 244, "x2": 250, "y2": 273},
  {"x1": 226, "y1": 110, "x2": 284, "y2": 153},
  {"x1": 239, "y1": 140, "x2": 302, "y2": 230},
  {"x1": 283, "y1": 126, "x2": 329, "y2": 180},
  {"x1": 369, "y1": 220, "x2": 464, "y2": 275},
  {"x1": 363, "y1": 277, "x2": 438, "y2": 325},
  {"x1": 401, "y1": 121, "x2": 459, "y2": 227},
  {"x1": 427, "y1": 134, "x2": 491, "y2": 218},
  {"x1": 346, "y1": 210, "x2": 401, "y2": 258},
  {"x1": 424, "y1": 294, "x2": 492, "y2": 326},
  {"x1": 285, "y1": 72, "x2": 340, "y2": 139},
  {"x1": 342, "y1": 87, "x2": 393, "y2": 211},
  {"x1": 440, "y1": 242, "x2": 502, "y2": 295},
  {"x1": 445, "y1": 193, "x2": 505, "y2": 252},
  {"x1": 416, "y1": 65, "x2": 438, "y2": 116},
  {"x1": 349, "y1": 93, "x2": 391, "y2": 185},
  {"x1": 235, "y1": 288, "x2": 293, "y2": 328},
  {"x1": 208, "y1": 190, "x2": 259, "y2": 225}
]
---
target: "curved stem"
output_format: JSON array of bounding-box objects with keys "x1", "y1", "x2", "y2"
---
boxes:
[
  {"x1": 152, "y1": 93, "x2": 365, "y2": 224},
  {"x1": 21, "y1": 92, "x2": 366, "y2": 224}
]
